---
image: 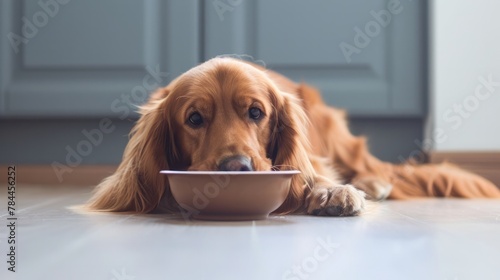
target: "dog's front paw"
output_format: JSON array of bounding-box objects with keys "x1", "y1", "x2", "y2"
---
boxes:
[
  {"x1": 306, "y1": 185, "x2": 366, "y2": 216},
  {"x1": 352, "y1": 177, "x2": 392, "y2": 201}
]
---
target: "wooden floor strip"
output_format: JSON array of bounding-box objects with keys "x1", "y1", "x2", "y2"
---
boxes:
[
  {"x1": 430, "y1": 151, "x2": 500, "y2": 187},
  {"x1": 0, "y1": 165, "x2": 117, "y2": 186}
]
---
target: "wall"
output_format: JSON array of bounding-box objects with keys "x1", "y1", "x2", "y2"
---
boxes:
[{"x1": 430, "y1": 0, "x2": 500, "y2": 151}]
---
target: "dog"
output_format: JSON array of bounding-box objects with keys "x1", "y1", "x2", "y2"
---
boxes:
[{"x1": 87, "y1": 57, "x2": 500, "y2": 216}]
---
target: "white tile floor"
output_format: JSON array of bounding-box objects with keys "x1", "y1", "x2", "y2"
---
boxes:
[{"x1": 1, "y1": 185, "x2": 500, "y2": 280}]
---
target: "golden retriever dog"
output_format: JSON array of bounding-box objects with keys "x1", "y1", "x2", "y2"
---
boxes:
[{"x1": 87, "y1": 57, "x2": 500, "y2": 216}]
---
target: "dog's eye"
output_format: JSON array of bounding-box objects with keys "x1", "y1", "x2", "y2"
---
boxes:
[
  {"x1": 188, "y1": 112, "x2": 203, "y2": 127},
  {"x1": 248, "y1": 107, "x2": 263, "y2": 120}
]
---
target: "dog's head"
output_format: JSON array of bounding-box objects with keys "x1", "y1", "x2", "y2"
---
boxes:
[
  {"x1": 166, "y1": 58, "x2": 274, "y2": 171},
  {"x1": 153, "y1": 58, "x2": 311, "y2": 173},
  {"x1": 88, "y1": 58, "x2": 314, "y2": 213}
]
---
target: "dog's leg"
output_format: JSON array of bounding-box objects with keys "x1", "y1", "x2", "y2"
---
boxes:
[
  {"x1": 305, "y1": 176, "x2": 366, "y2": 216},
  {"x1": 309, "y1": 106, "x2": 394, "y2": 201},
  {"x1": 326, "y1": 130, "x2": 393, "y2": 201},
  {"x1": 304, "y1": 156, "x2": 366, "y2": 216},
  {"x1": 298, "y1": 85, "x2": 393, "y2": 202}
]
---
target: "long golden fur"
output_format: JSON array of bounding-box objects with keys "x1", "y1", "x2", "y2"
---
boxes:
[{"x1": 87, "y1": 58, "x2": 500, "y2": 216}]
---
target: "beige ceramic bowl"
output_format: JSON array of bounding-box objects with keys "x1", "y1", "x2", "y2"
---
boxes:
[{"x1": 160, "y1": 170, "x2": 300, "y2": 221}]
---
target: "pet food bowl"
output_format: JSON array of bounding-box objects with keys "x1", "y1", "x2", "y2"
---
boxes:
[{"x1": 160, "y1": 170, "x2": 300, "y2": 221}]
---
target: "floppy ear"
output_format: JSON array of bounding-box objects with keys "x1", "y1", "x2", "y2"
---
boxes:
[
  {"x1": 268, "y1": 88, "x2": 316, "y2": 214},
  {"x1": 86, "y1": 88, "x2": 178, "y2": 213}
]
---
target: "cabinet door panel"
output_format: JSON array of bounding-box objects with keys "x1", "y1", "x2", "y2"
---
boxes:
[
  {"x1": 0, "y1": 0, "x2": 200, "y2": 118},
  {"x1": 23, "y1": 0, "x2": 145, "y2": 68},
  {"x1": 205, "y1": 0, "x2": 425, "y2": 117}
]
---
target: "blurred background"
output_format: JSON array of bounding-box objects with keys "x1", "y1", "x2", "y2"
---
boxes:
[{"x1": 0, "y1": 0, "x2": 498, "y2": 185}]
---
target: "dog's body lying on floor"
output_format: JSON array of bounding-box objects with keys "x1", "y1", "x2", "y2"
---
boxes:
[{"x1": 87, "y1": 58, "x2": 500, "y2": 216}]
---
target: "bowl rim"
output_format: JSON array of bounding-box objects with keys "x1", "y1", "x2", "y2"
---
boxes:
[{"x1": 159, "y1": 170, "x2": 301, "y2": 175}]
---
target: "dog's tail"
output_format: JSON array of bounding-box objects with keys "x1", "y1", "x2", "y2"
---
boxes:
[{"x1": 388, "y1": 162, "x2": 500, "y2": 199}]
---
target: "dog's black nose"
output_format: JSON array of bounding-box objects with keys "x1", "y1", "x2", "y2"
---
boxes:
[{"x1": 218, "y1": 156, "x2": 253, "y2": 171}]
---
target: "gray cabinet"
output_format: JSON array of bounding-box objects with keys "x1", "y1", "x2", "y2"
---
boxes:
[
  {"x1": 1, "y1": 0, "x2": 425, "y2": 118},
  {"x1": 0, "y1": 0, "x2": 427, "y2": 165}
]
